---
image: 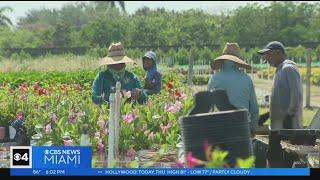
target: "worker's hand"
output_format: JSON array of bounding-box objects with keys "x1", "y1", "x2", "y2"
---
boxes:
[
  {"x1": 258, "y1": 112, "x2": 270, "y2": 126},
  {"x1": 283, "y1": 114, "x2": 294, "y2": 129},
  {"x1": 131, "y1": 88, "x2": 142, "y2": 100},
  {"x1": 251, "y1": 132, "x2": 256, "y2": 139}
]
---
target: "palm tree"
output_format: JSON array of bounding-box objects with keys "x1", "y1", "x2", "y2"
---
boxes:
[
  {"x1": 107, "y1": 1, "x2": 125, "y2": 12},
  {"x1": 93, "y1": 1, "x2": 126, "y2": 13},
  {"x1": 0, "y1": 6, "x2": 13, "y2": 27}
]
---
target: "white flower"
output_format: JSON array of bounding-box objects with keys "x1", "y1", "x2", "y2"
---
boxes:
[{"x1": 152, "y1": 115, "x2": 161, "y2": 119}]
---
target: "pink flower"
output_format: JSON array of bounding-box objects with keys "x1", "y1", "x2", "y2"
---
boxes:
[
  {"x1": 60, "y1": 84, "x2": 68, "y2": 94},
  {"x1": 165, "y1": 103, "x2": 176, "y2": 113},
  {"x1": 16, "y1": 112, "x2": 24, "y2": 121},
  {"x1": 68, "y1": 112, "x2": 77, "y2": 123},
  {"x1": 187, "y1": 152, "x2": 203, "y2": 168},
  {"x1": 38, "y1": 88, "x2": 47, "y2": 96},
  {"x1": 174, "y1": 101, "x2": 182, "y2": 110},
  {"x1": 175, "y1": 159, "x2": 185, "y2": 168},
  {"x1": 160, "y1": 123, "x2": 172, "y2": 134},
  {"x1": 98, "y1": 142, "x2": 105, "y2": 153},
  {"x1": 174, "y1": 90, "x2": 182, "y2": 98},
  {"x1": 97, "y1": 117, "x2": 105, "y2": 129},
  {"x1": 63, "y1": 139, "x2": 73, "y2": 146},
  {"x1": 19, "y1": 83, "x2": 28, "y2": 94},
  {"x1": 203, "y1": 140, "x2": 212, "y2": 160},
  {"x1": 126, "y1": 148, "x2": 136, "y2": 157},
  {"x1": 33, "y1": 82, "x2": 41, "y2": 91},
  {"x1": 50, "y1": 112, "x2": 58, "y2": 123},
  {"x1": 123, "y1": 111, "x2": 137, "y2": 123},
  {"x1": 177, "y1": 92, "x2": 188, "y2": 100},
  {"x1": 181, "y1": 93, "x2": 187, "y2": 100},
  {"x1": 45, "y1": 123, "x2": 52, "y2": 133},
  {"x1": 166, "y1": 80, "x2": 174, "y2": 90},
  {"x1": 165, "y1": 101, "x2": 182, "y2": 113},
  {"x1": 174, "y1": 90, "x2": 188, "y2": 100}
]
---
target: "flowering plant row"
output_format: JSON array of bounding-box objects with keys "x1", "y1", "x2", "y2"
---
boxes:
[{"x1": 0, "y1": 68, "x2": 193, "y2": 157}]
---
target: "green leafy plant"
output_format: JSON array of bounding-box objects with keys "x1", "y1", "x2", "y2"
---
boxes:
[{"x1": 179, "y1": 141, "x2": 255, "y2": 168}]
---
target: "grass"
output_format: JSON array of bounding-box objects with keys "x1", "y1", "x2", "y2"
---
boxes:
[
  {"x1": 0, "y1": 54, "x2": 143, "y2": 72},
  {"x1": 0, "y1": 54, "x2": 97, "y2": 72},
  {"x1": 259, "y1": 106, "x2": 318, "y2": 127},
  {"x1": 253, "y1": 77, "x2": 320, "y2": 107}
]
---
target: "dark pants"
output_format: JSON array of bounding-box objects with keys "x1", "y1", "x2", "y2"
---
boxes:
[{"x1": 252, "y1": 139, "x2": 268, "y2": 167}]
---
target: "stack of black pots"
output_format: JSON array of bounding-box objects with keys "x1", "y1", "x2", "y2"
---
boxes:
[{"x1": 179, "y1": 109, "x2": 253, "y2": 167}]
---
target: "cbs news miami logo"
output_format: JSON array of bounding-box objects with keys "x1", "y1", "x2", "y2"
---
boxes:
[{"x1": 10, "y1": 146, "x2": 32, "y2": 168}]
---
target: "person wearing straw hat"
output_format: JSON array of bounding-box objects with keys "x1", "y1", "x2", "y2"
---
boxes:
[
  {"x1": 142, "y1": 51, "x2": 162, "y2": 95},
  {"x1": 92, "y1": 42, "x2": 148, "y2": 105},
  {"x1": 208, "y1": 42, "x2": 259, "y2": 134}
]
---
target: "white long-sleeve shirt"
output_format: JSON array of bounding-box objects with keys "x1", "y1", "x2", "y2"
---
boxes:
[{"x1": 270, "y1": 60, "x2": 303, "y2": 130}]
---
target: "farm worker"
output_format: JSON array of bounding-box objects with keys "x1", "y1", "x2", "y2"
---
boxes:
[
  {"x1": 208, "y1": 42, "x2": 259, "y2": 134},
  {"x1": 258, "y1": 41, "x2": 303, "y2": 129},
  {"x1": 92, "y1": 42, "x2": 148, "y2": 105},
  {"x1": 142, "y1": 51, "x2": 162, "y2": 95}
]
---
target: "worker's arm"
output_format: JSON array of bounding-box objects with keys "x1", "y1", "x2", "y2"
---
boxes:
[{"x1": 249, "y1": 79, "x2": 260, "y2": 132}]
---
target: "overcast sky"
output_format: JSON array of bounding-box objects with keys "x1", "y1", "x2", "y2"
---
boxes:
[{"x1": 0, "y1": 1, "x2": 316, "y2": 25}]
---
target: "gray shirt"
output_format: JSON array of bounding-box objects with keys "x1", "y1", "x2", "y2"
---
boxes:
[{"x1": 270, "y1": 60, "x2": 303, "y2": 130}]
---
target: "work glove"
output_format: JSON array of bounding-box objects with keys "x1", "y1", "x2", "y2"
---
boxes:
[{"x1": 258, "y1": 112, "x2": 270, "y2": 126}]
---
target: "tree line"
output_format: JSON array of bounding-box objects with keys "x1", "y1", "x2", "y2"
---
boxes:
[{"x1": 0, "y1": 1, "x2": 319, "y2": 64}]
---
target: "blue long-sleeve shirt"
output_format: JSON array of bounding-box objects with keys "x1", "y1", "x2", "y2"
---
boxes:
[
  {"x1": 92, "y1": 70, "x2": 148, "y2": 104},
  {"x1": 143, "y1": 51, "x2": 162, "y2": 95},
  {"x1": 144, "y1": 67, "x2": 162, "y2": 95},
  {"x1": 208, "y1": 61, "x2": 259, "y2": 132}
]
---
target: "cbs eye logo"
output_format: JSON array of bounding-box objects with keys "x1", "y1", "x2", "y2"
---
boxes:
[{"x1": 10, "y1": 146, "x2": 32, "y2": 168}]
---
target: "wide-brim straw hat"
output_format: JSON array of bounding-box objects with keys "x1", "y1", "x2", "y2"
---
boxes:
[
  {"x1": 99, "y1": 42, "x2": 134, "y2": 66},
  {"x1": 211, "y1": 43, "x2": 251, "y2": 70}
]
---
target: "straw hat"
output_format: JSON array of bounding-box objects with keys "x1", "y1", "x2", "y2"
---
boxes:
[
  {"x1": 99, "y1": 42, "x2": 134, "y2": 66},
  {"x1": 211, "y1": 43, "x2": 251, "y2": 70}
]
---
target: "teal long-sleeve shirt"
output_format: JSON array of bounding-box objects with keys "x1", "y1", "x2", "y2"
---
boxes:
[
  {"x1": 92, "y1": 70, "x2": 148, "y2": 105},
  {"x1": 208, "y1": 61, "x2": 259, "y2": 132}
]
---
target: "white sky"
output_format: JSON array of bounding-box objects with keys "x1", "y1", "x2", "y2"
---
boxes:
[{"x1": 0, "y1": 1, "x2": 316, "y2": 25}]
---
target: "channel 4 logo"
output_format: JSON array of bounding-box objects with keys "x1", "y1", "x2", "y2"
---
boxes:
[{"x1": 10, "y1": 146, "x2": 32, "y2": 168}]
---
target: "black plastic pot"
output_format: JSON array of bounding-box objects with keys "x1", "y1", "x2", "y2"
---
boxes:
[{"x1": 179, "y1": 109, "x2": 253, "y2": 166}]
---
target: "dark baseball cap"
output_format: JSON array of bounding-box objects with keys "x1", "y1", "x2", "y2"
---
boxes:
[{"x1": 258, "y1": 41, "x2": 285, "y2": 55}]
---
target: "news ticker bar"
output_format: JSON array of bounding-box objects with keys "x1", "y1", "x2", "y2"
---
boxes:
[{"x1": 11, "y1": 168, "x2": 310, "y2": 176}]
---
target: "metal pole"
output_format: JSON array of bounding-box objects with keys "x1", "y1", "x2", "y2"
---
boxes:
[
  {"x1": 114, "y1": 82, "x2": 121, "y2": 160},
  {"x1": 259, "y1": 58, "x2": 262, "y2": 79},
  {"x1": 306, "y1": 48, "x2": 312, "y2": 108},
  {"x1": 267, "y1": 63, "x2": 270, "y2": 81},
  {"x1": 187, "y1": 50, "x2": 194, "y2": 86},
  {"x1": 108, "y1": 93, "x2": 115, "y2": 167}
]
